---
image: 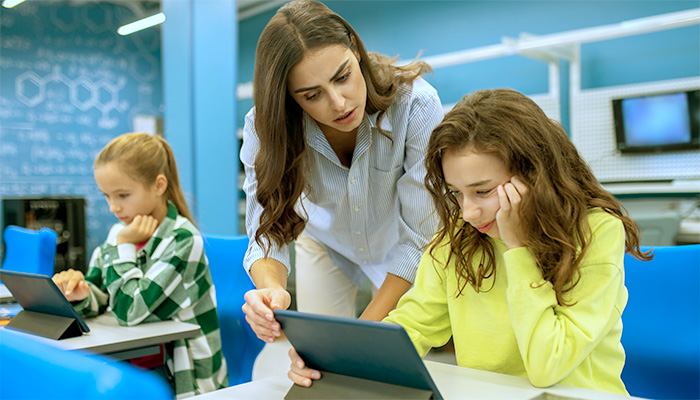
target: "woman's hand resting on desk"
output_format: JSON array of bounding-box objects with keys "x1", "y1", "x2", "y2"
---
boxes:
[
  {"x1": 288, "y1": 347, "x2": 321, "y2": 387},
  {"x1": 242, "y1": 287, "x2": 291, "y2": 343},
  {"x1": 52, "y1": 269, "x2": 90, "y2": 302}
]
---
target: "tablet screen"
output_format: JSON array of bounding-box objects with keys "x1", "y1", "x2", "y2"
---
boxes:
[
  {"x1": 0, "y1": 270, "x2": 90, "y2": 333},
  {"x1": 274, "y1": 309, "x2": 442, "y2": 399}
]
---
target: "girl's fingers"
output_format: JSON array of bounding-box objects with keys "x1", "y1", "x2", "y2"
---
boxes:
[
  {"x1": 65, "y1": 276, "x2": 81, "y2": 294},
  {"x1": 52, "y1": 272, "x2": 65, "y2": 290},
  {"x1": 147, "y1": 216, "x2": 158, "y2": 231},
  {"x1": 137, "y1": 216, "x2": 149, "y2": 230},
  {"x1": 497, "y1": 185, "x2": 511, "y2": 212},
  {"x1": 503, "y1": 182, "x2": 522, "y2": 205},
  {"x1": 510, "y1": 176, "x2": 528, "y2": 195},
  {"x1": 288, "y1": 348, "x2": 321, "y2": 387}
]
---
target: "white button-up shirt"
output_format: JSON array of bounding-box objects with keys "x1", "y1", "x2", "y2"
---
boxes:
[{"x1": 241, "y1": 78, "x2": 443, "y2": 287}]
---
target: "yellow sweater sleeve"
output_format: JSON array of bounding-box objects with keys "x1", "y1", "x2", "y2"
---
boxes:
[
  {"x1": 504, "y1": 211, "x2": 627, "y2": 389},
  {"x1": 384, "y1": 243, "x2": 453, "y2": 357}
]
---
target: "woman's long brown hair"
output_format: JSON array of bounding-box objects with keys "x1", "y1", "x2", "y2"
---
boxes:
[
  {"x1": 424, "y1": 89, "x2": 652, "y2": 305},
  {"x1": 94, "y1": 132, "x2": 194, "y2": 224},
  {"x1": 252, "y1": 0, "x2": 431, "y2": 253}
]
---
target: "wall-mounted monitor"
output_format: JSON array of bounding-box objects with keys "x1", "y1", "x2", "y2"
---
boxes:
[{"x1": 612, "y1": 89, "x2": 699, "y2": 153}]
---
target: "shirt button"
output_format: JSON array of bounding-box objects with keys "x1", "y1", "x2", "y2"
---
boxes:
[
  {"x1": 354, "y1": 206, "x2": 360, "y2": 212},
  {"x1": 350, "y1": 178, "x2": 357, "y2": 184},
  {"x1": 359, "y1": 247, "x2": 365, "y2": 251},
  {"x1": 355, "y1": 231, "x2": 362, "y2": 236}
]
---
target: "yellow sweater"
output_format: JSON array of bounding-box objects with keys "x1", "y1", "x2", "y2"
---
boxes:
[{"x1": 384, "y1": 210, "x2": 629, "y2": 395}]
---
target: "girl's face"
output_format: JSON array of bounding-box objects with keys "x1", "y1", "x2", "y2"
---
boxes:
[
  {"x1": 287, "y1": 44, "x2": 367, "y2": 137},
  {"x1": 441, "y1": 146, "x2": 511, "y2": 239},
  {"x1": 94, "y1": 161, "x2": 167, "y2": 225}
]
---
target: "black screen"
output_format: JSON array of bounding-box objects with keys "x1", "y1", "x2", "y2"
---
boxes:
[{"x1": 613, "y1": 89, "x2": 699, "y2": 153}]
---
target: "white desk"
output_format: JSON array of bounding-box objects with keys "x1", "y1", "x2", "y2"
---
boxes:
[
  {"x1": 191, "y1": 360, "x2": 643, "y2": 400},
  {"x1": 4, "y1": 313, "x2": 200, "y2": 360}
]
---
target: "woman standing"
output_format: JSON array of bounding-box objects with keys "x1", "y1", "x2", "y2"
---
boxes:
[{"x1": 241, "y1": 0, "x2": 443, "y2": 343}]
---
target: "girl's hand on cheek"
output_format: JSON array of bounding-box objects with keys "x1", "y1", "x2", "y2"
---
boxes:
[
  {"x1": 117, "y1": 215, "x2": 159, "y2": 244},
  {"x1": 496, "y1": 176, "x2": 528, "y2": 250}
]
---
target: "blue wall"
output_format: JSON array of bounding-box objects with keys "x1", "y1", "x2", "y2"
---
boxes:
[
  {"x1": 1, "y1": 1, "x2": 698, "y2": 257},
  {"x1": 0, "y1": 2, "x2": 163, "y2": 254},
  {"x1": 161, "y1": 0, "x2": 240, "y2": 236},
  {"x1": 237, "y1": 1, "x2": 700, "y2": 131}
]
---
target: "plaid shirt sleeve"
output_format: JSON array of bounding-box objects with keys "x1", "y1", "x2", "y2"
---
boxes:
[
  {"x1": 72, "y1": 233, "x2": 114, "y2": 317},
  {"x1": 97, "y1": 228, "x2": 209, "y2": 326}
]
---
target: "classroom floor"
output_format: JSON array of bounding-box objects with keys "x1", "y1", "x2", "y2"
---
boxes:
[{"x1": 252, "y1": 337, "x2": 457, "y2": 381}]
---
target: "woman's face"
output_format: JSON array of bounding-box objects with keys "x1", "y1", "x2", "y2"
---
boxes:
[
  {"x1": 287, "y1": 44, "x2": 367, "y2": 137},
  {"x1": 441, "y1": 146, "x2": 511, "y2": 239}
]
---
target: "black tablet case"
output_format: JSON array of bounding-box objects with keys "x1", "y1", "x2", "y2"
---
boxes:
[
  {"x1": 274, "y1": 309, "x2": 443, "y2": 400},
  {"x1": 0, "y1": 270, "x2": 90, "y2": 340}
]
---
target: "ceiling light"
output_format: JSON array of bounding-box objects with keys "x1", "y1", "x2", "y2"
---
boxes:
[
  {"x1": 117, "y1": 12, "x2": 166, "y2": 36},
  {"x1": 2, "y1": 0, "x2": 27, "y2": 8}
]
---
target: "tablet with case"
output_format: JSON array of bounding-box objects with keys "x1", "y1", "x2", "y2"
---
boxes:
[
  {"x1": 0, "y1": 269, "x2": 90, "y2": 339},
  {"x1": 274, "y1": 309, "x2": 443, "y2": 399}
]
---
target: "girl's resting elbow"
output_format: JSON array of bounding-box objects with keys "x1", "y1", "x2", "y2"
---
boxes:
[{"x1": 528, "y1": 373, "x2": 560, "y2": 389}]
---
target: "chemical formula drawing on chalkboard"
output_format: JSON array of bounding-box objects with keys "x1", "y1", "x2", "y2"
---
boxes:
[{"x1": 0, "y1": 1, "x2": 163, "y2": 256}]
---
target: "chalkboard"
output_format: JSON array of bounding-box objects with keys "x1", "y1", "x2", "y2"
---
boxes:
[{"x1": 0, "y1": 2, "x2": 163, "y2": 256}]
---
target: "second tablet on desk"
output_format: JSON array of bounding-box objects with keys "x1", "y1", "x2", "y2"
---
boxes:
[
  {"x1": 0, "y1": 269, "x2": 90, "y2": 340},
  {"x1": 274, "y1": 309, "x2": 443, "y2": 400}
]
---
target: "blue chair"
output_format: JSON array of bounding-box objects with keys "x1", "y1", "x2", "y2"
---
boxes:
[
  {"x1": 621, "y1": 244, "x2": 700, "y2": 399},
  {"x1": 1, "y1": 225, "x2": 57, "y2": 277},
  {"x1": 0, "y1": 329, "x2": 172, "y2": 400},
  {"x1": 202, "y1": 233, "x2": 266, "y2": 386}
]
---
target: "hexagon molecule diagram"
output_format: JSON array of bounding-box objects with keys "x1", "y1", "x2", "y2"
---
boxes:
[{"x1": 15, "y1": 66, "x2": 127, "y2": 129}]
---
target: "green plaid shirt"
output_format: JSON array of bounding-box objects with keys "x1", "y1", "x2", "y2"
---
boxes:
[{"x1": 74, "y1": 202, "x2": 228, "y2": 398}]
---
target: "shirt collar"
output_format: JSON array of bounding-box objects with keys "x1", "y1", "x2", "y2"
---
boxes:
[{"x1": 366, "y1": 110, "x2": 392, "y2": 133}]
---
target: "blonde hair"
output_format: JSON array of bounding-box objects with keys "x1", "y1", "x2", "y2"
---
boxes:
[{"x1": 94, "y1": 132, "x2": 194, "y2": 223}]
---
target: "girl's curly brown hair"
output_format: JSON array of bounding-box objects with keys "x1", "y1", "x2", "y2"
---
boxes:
[{"x1": 424, "y1": 89, "x2": 652, "y2": 306}]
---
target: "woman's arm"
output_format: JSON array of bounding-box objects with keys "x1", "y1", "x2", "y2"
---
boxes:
[
  {"x1": 243, "y1": 258, "x2": 292, "y2": 342},
  {"x1": 240, "y1": 108, "x2": 293, "y2": 276},
  {"x1": 385, "y1": 80, "x2": 444, "y2": 286},
  {"x1": 359, "y1": 273, "x2": 411, "y2": 320},
  {"x1": 239, "y1": 108, "x2": 294, "y2": 342}
]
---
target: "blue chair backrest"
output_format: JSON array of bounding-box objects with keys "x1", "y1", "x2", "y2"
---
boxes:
[
  {"x1": 202, "y1": 233, "x2": 265, "y2": 386},
  {"x1": 1, "y1": 225, "x2": 57, "y2": 277},
  {"x1": 621, "y1": 244, "x2": 700, "y2": 399},
  {"x1": 0, "y1": 329, "x2": 173, "y2": 400}
]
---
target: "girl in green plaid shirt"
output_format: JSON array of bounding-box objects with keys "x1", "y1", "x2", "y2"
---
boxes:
[{"x1": 53, "y1": 132, "x2": 228, "y2": 398}]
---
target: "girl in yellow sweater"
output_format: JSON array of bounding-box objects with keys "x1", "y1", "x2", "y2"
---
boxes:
[{"x1": 289, "y1": 88, "x2": 651, "y2": 394}]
